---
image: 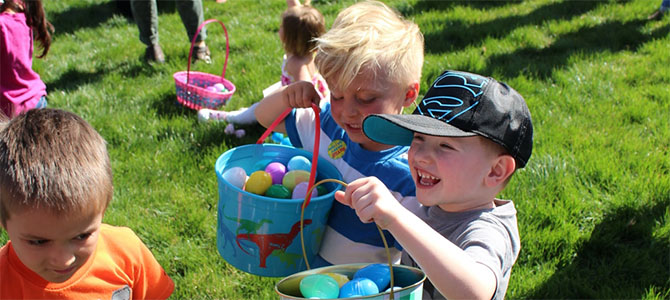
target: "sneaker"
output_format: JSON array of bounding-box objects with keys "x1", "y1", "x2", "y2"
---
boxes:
[
  {"x1": 145, "y1": 44, "x2": 165, "y2": 63},
  {"x1": 197, "y1": 108, "x2": 227, "y2": 123},
  {"x1": 648, "y1": 8, "x2": 666, "y2": 20},
  {"x1": 193, "y1": 45, "x2": 212, "y2": 64}
]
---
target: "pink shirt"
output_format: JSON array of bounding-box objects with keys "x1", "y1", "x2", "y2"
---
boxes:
[{"x1": 0, "y1": 11, "x2": 46, "y2": 117}]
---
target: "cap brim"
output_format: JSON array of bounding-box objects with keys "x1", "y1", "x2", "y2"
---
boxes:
[{"x1": 363, "y1": 114, "x2": 476, "y2": 146}]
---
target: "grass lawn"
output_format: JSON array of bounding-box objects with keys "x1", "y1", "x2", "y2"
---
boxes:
[{"x1": 1, "y1": 0, "x2": 668, "y2": 298}]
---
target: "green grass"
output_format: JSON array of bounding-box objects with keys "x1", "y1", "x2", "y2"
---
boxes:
[{"x1": 1, "y1": 0, "x2": 668, "y2": 298}]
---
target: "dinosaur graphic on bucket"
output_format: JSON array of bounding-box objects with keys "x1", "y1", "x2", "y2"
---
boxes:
[{"x1": 236, "y1": 219, "x2": 311, "y2": 268}]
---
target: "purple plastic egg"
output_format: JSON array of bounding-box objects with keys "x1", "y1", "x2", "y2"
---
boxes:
[
  {"x1": 291, "y1": 181, "x2": 318, "y2": 199},
  {"x1": 264, "y1": 162, "x2": 287, "y2": 185}
]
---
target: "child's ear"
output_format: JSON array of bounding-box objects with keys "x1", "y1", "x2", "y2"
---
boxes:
[
  {"x1": 403, "y1": 82, "x2": 420, "y2": 107},
  {"x1": 485, "y1": 154, "x2": 516, "y2": 187}
]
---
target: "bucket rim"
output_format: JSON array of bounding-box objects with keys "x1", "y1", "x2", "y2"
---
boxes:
[{"x1": 274, "y1": 263, "x2": 427, "y2": 300}]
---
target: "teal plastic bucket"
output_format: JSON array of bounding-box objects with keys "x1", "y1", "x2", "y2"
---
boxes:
[
  {"x1": 215, "y1": 144, "x2": 343, "y2": 277},
  {"x1": 275, "y1": 263, "x2": 426, "y2": 299}
]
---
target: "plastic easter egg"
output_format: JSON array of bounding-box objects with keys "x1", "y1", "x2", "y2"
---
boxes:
[
  {"x1": 264, "y1": 162, "x2": 287, "y2": 185},
  {"x1": 354, "y1": 263, "x2": 391, "y2": 291},
  {"x1": 287, "y1": 155, "x2": 312, "y2": 172},
  {"x1": 282, "y1": 170, "x2": 310, "y2": 191},
  {"x1": 291, "y1": 181, "x2": 319, "y2": 199},
  {"x1": 213, "y1": 83, "x2": 226, "y2": 92},
  {"x1": 265, "y1": 184, "x2": 291, "y2": 199},
  {"x1": 206, "y1": 86, "x2": 219, "y2": 93},
  {"x1": 316, "y1": 185, "x2": 328, "y2": 197},
  {"x1": 324, "y1": 272, "x2": 350, "y2": 288},
  {"x1": 281, "y1": 136, "x2": 292, "y2": 146},
  {"x1": 299, "y1": 274, "x2": 339, "y2": 299},
  {"x1": 246, "y1": 171, "x2": 272, "y2": 195},
  {"x1": 222, "y1": 167, "x2": 247, "y2": 190},
  {"x1": 338, "y1": 277, "x2": 379, "y2": 298}
]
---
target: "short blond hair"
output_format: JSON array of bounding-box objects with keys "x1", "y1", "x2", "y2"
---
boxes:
[
  {"x1": 0, "y1": 109, "x2": 113, "y2": 226},
  {"x1": 281, "y1": 5, "x2": 326, "y2": 57},
  {"x1": 315, "y1": 0, "x2": 424, "y2": 91}
]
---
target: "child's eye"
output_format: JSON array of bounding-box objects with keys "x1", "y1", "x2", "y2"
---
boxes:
[
  {"x1": 440, "y1": 143, "x2": 454, "y2": 150},
  {"x1": 74, "y1": 233, "x2": 92, "y2": 241},
  {"x1": 330, "y1": 95, "x2": 343, "y2": 101},
  {"x1": 28, "y1": 239, "x2": 49, "y2": 246}
]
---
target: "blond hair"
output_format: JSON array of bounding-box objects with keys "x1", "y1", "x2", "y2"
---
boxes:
[
  {"x1": 0, "y1": 109, "x2": 113, "y2": 226},
  {"x1": 281, "y1": 5, "x2": 326, "y2": 57},
  {"x1": 315, "y1": 0, "x2": 424, "y2": 91}
]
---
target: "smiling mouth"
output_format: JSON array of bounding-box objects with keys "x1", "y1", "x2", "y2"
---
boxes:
[{"x1": 417, "y1": 169, "x2": 440, "y2": 186}]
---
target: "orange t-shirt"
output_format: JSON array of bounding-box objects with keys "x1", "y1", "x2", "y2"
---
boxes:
[{"x1": 0, "y1": 224, "x2": 174, "y2": 299}]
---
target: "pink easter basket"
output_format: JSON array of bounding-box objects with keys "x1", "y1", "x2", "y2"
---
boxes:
[{"x1": 174, "y1": 19, "x2": 236, "y2": 110}]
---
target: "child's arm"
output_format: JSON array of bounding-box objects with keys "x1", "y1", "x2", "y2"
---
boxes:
[
  {"x1": 255, "y1": 81, "x2": 321, "y2": 133},
  {"x1": 284, "y1": 55, "x2": 314, "y2": 83},
  {"x1": 335, "y1": 177, "x2": 497, "y2": 300}
]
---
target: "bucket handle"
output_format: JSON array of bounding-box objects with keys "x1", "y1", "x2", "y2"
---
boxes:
[
  {"x1": 185, "y1": 19, "x2": 231, "y2": 88},
  {"x1": 303, "y1": 179, "x2": 396, "y2": 300},
  {"x1": 255, "y1": 104, "x2": 321, "y2": 208},
  {"x1": 257, "y1": 105, "x2": 395, "y2": 299}
]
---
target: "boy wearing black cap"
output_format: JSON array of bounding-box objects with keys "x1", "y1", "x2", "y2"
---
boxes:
[{"x1": 335, "y1": 70, "x2": 533, "y2": 300}]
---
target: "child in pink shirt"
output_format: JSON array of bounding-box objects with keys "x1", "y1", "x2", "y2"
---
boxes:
[{"x1": 0, "y1": 0, "x2": 52, "y2": 117}]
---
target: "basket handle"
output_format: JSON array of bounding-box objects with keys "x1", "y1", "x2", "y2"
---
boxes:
[
  {"x1": 185, "y1": 19, "x2": 230, "y2": 87},
  {"x1": 256, "y1": 104, "x2": 321, "y2": 208}
]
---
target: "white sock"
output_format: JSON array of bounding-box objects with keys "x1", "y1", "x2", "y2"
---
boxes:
[
  {"x1": 197, "y1": 108, "x2": 227, "y2": 123},
  {"x1": 225, "y1": 102, "x2": 259, "y2": 125}
]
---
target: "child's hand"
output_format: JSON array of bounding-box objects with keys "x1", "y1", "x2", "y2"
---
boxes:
[
  {"x1": 334, "y1": 177, "x2": 403, "y2": 229},
  {"x1": 282, "y1": 81, "x2": 321, "y2": 109}
]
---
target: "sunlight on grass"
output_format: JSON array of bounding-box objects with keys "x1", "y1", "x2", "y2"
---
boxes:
[{"x1": 2, "y1": 0, "x2": 667, "y2": 298}]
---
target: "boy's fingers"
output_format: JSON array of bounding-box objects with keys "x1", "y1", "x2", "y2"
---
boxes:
[{"x1": 334, "y1": 190, "x2": 350, "y2": 206}]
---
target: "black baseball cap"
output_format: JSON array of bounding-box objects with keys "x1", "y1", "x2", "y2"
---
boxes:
[{"x1": 363, "y1": 70, "x2": 533, "y2": 168}]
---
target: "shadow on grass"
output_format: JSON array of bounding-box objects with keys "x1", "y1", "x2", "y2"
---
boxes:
[
  {"x1": 47, "y1": 61, "x2": 161, "y2": 93},
  {"x1": 483, "y1": 20, "x2": 670, "y2": 79},
  {"x1": 49, "y1": 0, "x2": 177, "y2": 36},
  {"x1": 403, "y1": 1, "x2": 604, "y2": 54},
  {"x1": 528, "y1": 197, "x2": 670, "y2": 298},
  {"x1": 49, "y1": 2, "x2": 117, "y2": 36},
  {"x1": 151, "y1": 93, "x2": 193, "y2": 119}
]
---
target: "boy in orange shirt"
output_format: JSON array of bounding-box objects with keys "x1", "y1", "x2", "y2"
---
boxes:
[{"x1": 0, "y1": 109, "x2": 174, "y2": 299}]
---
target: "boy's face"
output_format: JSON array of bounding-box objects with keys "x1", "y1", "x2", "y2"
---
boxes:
[
  {"x1": 408, "y1": 133, "x2": 501, "y2": 212},
  {"x1": 328, "y1": 68, "x2": 415, "y2": 152},
  {"x1": 3, "y1": 207, "x2": 103, "y2": 283}
]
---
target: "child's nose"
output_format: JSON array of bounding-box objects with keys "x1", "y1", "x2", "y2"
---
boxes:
[{"x1": 49, "y1": 245, "x2": 76, "y2": 268}]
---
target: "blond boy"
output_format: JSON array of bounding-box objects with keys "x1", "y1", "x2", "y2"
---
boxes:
[
  {"x1": 338, "y1": 70, "x2": 533, "y2": 299},
  {"x1": 255, "y1": 0, "x2": 424, "y2": 266},
  {"x1": 0, "y1": 109, "x2": 174, "y2": 299}
]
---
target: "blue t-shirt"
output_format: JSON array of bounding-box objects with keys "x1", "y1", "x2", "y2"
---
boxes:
[{"x1": 285, "y1": 102, "x2": 416, "y2": 266}]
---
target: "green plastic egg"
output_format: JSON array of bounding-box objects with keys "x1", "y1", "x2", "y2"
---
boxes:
[{"x1": 265, "y1": 184, "x2": 291, "y2": 199}]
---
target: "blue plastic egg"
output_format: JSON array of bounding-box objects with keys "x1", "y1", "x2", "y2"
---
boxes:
[
  {"x1": 299, "y1": 274, "x2": 339, "y2": 299},
  {"x1": 222, "y1": 167, "x2": 247, "y2": 190},
  {"x1": 338, "y1": 277, "x2": 379, "y2": 298},
  {"x1": 287, "y1": 155, "x2": 312, "y2": 172},
  {"x1": 354, "y1": 263, "x2": 391, "y2": 291}
]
